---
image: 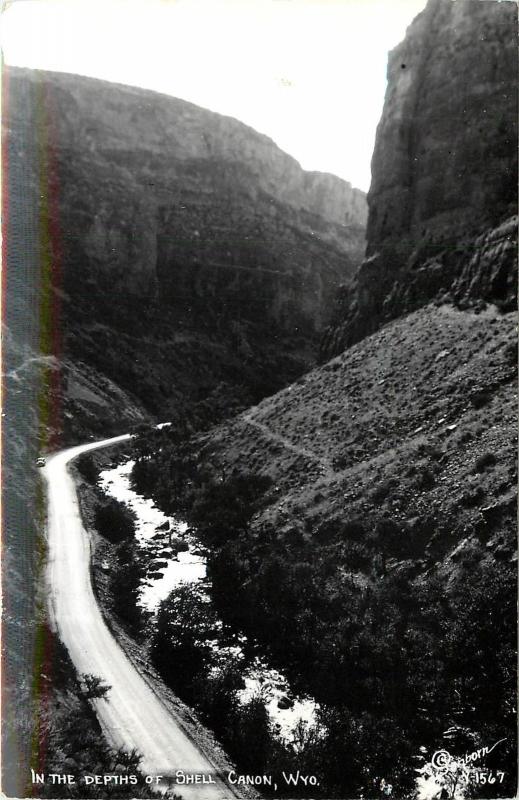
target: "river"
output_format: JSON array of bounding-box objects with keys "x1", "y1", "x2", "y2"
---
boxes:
[{"x1": 99, "y1": 459, "x2": 318, "y2": 743}]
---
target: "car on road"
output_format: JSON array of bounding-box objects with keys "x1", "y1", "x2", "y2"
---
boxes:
[{"x1": 36, "y1": 457, "x2": 46, "y2": 468}]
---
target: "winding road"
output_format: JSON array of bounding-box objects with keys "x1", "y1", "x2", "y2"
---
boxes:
[{"x1": 43, "y1": 434, "x2": 235, "y2": 799}]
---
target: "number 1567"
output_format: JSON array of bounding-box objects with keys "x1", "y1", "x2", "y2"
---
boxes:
[{"x1": 473, "y1": 771, "x2": 505, "y2": 785}]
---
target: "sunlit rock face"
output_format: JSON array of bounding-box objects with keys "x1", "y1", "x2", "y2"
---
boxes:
[
  {"x1": 4, "y1": 67, "x2": 366, "y2": 432},
  {"x1": 321, "y1": 0, "x2": 517, "y2": 359},
  {"x1": 368, "y1": 0, "x2": 517, "y2": 260},
  {"x1": 39, "y1": 69, "x2": 367, "y2": 315}
]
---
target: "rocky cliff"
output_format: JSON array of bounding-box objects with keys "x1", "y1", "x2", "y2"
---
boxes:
[
  {"x1": 4, "y1": 67, "x2": 366, "y2": 439},
  {"x1": 321, "y1": 0, "x2": 517, "y2": 358}
]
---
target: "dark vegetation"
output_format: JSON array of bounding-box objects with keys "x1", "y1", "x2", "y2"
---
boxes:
[
  {"x1": 110, "y1": 539, "x2": 146, "y2": 633},
  {"x1": 74, "y1": 458, "x2": 147, "y2": 635},
  {"x1": 73, "y1": 304, "x2": 516, "y2": 797},
  {"x1": 133, "y1": 454, "x2": 517, "y2": 797},
  {"x1": 86, "y1": 455, "x2": 325, "y2": 796},
  {"x1": 91, "y1": 496, "x2": 146, "y2": 632},
  {"x1": 34, "y1": 631, "x2": 158, "y2": 798},
  {"x1": 95, "y1": 500, "x2": 137, "y2": 544},
  {"x1": 128, "y1": 305, "x2": 517, "y2": 797},
  {"x1": 150, "y1": 584, "x2": 332, "y2": 798},
  {"x1": 76, "y1": 453, "x2": 100, "y2": 484}
]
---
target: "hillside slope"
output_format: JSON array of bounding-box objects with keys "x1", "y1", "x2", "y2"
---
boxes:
[
  {"x1": 132, "y1": 300, "x2": 516, "y2": 794},
  {"x1": 195, "y1": 302, "x2": 516, "y2": 562}
]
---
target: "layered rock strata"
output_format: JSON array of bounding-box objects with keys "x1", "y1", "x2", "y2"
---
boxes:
[
  {"x1": 4, "y1": 67, "x2": 367, "y2": 428},
  {"x1": 321, "y1": 0, "x2": 517, "y2": 359}
]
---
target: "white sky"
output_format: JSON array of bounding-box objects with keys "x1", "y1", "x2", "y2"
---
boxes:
[{"x1": 1, "y1": 0, "x2": 428, "y2": 191}]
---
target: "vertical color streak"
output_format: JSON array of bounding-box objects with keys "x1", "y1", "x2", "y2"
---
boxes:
[{"x1": 28, "y1": 75, "x2": 64, "y2": 790}]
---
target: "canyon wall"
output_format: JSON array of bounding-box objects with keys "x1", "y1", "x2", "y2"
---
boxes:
[
  {"x1": 4, "y1": 67, "x2": 366, "y2": 434},
  {"x1": 6, "y1": 67, "x2": 366, "y2": 304},
  {"x1": 321, "y1": 0, "x2": 517, "y2": 358}
]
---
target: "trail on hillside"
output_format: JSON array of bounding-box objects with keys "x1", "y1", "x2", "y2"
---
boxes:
[{"x1": 242, "y1": 412, "x2": 333, "y2": 473}]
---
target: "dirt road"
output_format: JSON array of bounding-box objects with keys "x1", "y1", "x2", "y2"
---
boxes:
[{"x1": 43, "y1": 434, "x2": 234, "y2": 798}]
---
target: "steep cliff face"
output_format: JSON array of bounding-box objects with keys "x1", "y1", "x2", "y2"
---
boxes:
[
  {"x1": 4, "y1": 67, "x2": 366, "y2": 436},
  {"x1": 321, "y1": 0, "x2": 517, "y2": 358}
]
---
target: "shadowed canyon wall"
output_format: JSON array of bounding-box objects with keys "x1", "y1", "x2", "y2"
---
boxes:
[{"x1": 4, "y1": 67, "x2": 366, "y2": 437}]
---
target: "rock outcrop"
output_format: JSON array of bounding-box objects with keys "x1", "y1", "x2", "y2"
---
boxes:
[
  {"x1": 3, "y1": 67, "x2": 366, "y2": 434},
  {"x1": 321, "y1": 0, "x2": 517, "y2": 359}
]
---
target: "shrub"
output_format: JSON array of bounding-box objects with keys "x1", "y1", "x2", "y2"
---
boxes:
[
  {"x1": 332, "y1": 455, "x2": 349, "y2": 471},
  {"x1": 151, "y1": 585, "x2": 217, "y2": 702},
  {"x1": 315, "y1": 519, "x2": 342, "y2": 543},
  {"x1": 342, "y1": 540, "x2": 371, "y2": 570},
  {"x1": 225, "y1": 696, "x2": 273, "y2": 775},
  {"x1": 38, "y1": 634, "x2": 157, "y2": 798},
  {"x1": 371, "y1": 479, "x2": 396, "y2": 504},
  {"x1": 373, "y1": 517, "x2": 408, "y2": 560},
  {"x1": 80, "y1": 673, "x2": 111, "y2": 700},
  {"x1": 470, "y1": 390, "x2": 492, "y2": 409},
  {"x1": 76, "y1": 453, "x2": 98, "y2": 484},
  {"x1": 415, "y1": 467, "x2": 436, "y2": 490},
  {"x1": 284, "y1": 525, "x2": 306, "y2": 547},
  {"x1": 110, "y1": 540, "x2": 145, "y2": 631},
  {"x1": 195, "y1": 664, "x2": 244, "y2": 740},
  {"x1": 504, "y1": 339, "x2": 518, "y2": 366},
  {"x1": 460, "y1": 485, "x2": 485, "y2": 507},
  {"x1": 474, "y1": 451, "x2": 497, "y2": 472},
  {"x1": 95, "y1": 499, "x2": 136, "y2": 543},
  {"x1": 455, "y1": 429, "x2": 473, "y2": 445},
  {"x1": 190, "y1": 472, "x2": 272, "y2": 546},
  {"x1": 340, "y1": 518, "x2": 366, "y2": 542}
]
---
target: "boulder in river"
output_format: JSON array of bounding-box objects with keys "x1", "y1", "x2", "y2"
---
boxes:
[
  {"x1": 150, "y1": 560, "x2": 168, "y2": 569},
  {"x1": 170, "y1": 537, "x2": 189, "y2": 553}
]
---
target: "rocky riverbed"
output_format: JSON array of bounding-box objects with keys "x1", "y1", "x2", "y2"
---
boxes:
[{"x1": 99, "y1": 459, "x2": 317, "y2": 742}]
